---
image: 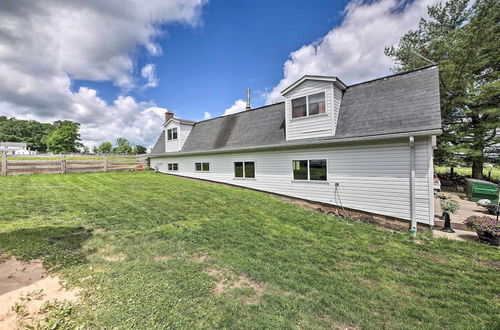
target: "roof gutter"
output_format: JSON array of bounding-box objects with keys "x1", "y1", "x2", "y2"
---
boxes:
[
  {"x1": 149, "y1": 128, "x2": 442, "y2": 158},
  {"x1": 409, "y1": 136, "x2": 417, "y2": 235}
]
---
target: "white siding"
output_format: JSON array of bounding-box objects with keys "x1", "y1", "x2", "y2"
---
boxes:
[
  {"x1": 150, "y1": 137, "x2": 434, "y2": 225},
  {"x1": 165, "y1": 121, "x2": 180, "y2": 152},
  {"x1": 164, "y1": 121, "x2": 193, "y2": 153},
  {"x1": 332, "y1": 85, "x2": 343, "y2": 135},
  {"x1": 285, "y1": 80, "x2": 335, "y2": 140}
]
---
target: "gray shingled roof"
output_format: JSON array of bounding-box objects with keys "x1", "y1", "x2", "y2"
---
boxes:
[
  {"x1": 335, "y1": 66, "x2": 441, "y2": 137},
  {"x1": 151, "y1": 66, "x2": 441, "y2": 155},
  {"x1": 182, "y1": 102, "x2": 285, "y2": 152},
  {"x1": 150, "y1": 130, "x2": 165, "y2": 154}
]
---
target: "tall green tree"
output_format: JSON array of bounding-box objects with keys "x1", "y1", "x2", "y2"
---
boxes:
[
  {"x1": 97, "y1": 142, "x2": 113, "y2": 154},
  {"x1": 0, "y1": 116, "x2": 54, "y2": 152},
  {"x1": 45, "y1": 122, "x2": 82, "y2": 153},
  {"x1": 133, "y1": 145, "x2": 147, "y2": 155},
  {"x1": 385, "y1": 0, "x2": 499, "y2": 179},
  {"x1": 113, "y1": 138, "x2": 132, "y2": 155}
]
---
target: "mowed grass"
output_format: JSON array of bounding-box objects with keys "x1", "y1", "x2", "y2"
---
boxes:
[
  {"x1": 0, "y1": 172, "x2": 499, "y2": 329},
  {"x1": 435, "y1": 166, "x2": 500, "y2": 181}
]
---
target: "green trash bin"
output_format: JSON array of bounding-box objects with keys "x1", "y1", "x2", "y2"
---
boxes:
[{"x1": 466, "y1": 179, "x2": 499, "y2": 203}]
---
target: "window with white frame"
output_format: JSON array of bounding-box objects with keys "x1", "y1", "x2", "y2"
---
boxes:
[
  {"x1": 291, "y1": 92, "x2": 326, "y2": 118},
  {"x1": 234, "y1": 161, "x2": 255, "y2": 178},
  {"x1": 292, "y1": 159, "x2": 327, "y2": 181},
  {"x1": 195, "y1": 162, "x2": 210, "y2": 172},
  {"x1": 167, "y1": 163, "x2": 178, "y2": 171},
  {"x1": 167, "y1": 128, "x2": 178, "y2": 140}
]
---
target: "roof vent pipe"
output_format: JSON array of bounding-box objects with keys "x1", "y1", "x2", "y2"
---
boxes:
[{"x1": 246, "y1": 88, "x2": 251, "y2": 110}]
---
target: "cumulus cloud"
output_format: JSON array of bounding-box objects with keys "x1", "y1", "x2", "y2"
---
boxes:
[
  {"x1": 265, "y1": 0, "x2": 440, "y2": 103},
  {"x1": 203, "y1": 112, "x2": 212, "y2": 120},
  {"x1": 141, "y1": 64, "x2": 159, "y2": 88},
  {"x1": 0, "y1": 0, "x2": 206, "y2": 147},
  {"x1": 223, "y1": 99, "x2": 247, "y2": 116}
]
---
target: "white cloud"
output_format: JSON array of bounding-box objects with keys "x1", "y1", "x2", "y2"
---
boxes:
[
  {"x1": 0, "y1": 0, "x2": 206, "y2": 147},
  {"x1": 223, "y1": 99, "x2": 247, "y2": 116},
  {"x1": 265, "y1": 0, "x2": 440, "y2": 103},
  {"x1": 141, "y1": 64, "x2": 159, "y2": 88},
  {"x1": 203, "y1": 112, "x2": 212, "y2": 120}
]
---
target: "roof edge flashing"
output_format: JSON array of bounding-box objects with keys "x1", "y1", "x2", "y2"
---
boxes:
[
  {"x1": 149, "y1": 128, "x2": 442, "y2": 158},
  {"x1": 281, "y1": 75, "x2": 346, "y2": 95}
]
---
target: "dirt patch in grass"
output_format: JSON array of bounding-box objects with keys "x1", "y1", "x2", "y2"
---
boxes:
[
  {"x1": 205, "y1": 267, "x2": 266, "y2": 305},
  {"x1": 154, "y1": 255, "x2": 171, "y2": 262},
  {"x1": 102, "y1": 254, "x2": 125, "y2": 262},
  {"x1": 92, "y1": 228, "x2": 107, "y2": 234},
  {"x1": 475, "y1": 259, "x2": 500, "y2": 269},
  {"x1": 359, "y1": 277, "x2": 379, "y2": 286},
  {"x1": 417, "y1": 251, "x2": 450, "y2": 264},
  {"x1": 189, "y1": 252, "x2": 209, "y2": 263},
  {"x1": 0, "y1": 257, "x2": 79, "y2": 329},
  {"x1": 99, "y1": 245, "x2": 125, "y2": 262}
]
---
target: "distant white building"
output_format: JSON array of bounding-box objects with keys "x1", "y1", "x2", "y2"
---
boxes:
[{"x1": 0, "y1": 142, "x2": 37, "y2": 155}]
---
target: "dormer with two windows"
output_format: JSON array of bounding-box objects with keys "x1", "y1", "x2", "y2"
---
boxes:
[
  {"x1": 163, "y1": 111, "x2": 196, "y2": 153},
  {"x1": 281, "y1": 76, "x2": 346, "y2": 141}
]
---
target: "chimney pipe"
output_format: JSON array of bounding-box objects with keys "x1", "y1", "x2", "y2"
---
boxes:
[
  {"x1": 246, "y1": 88, "x2": 251, "y2": 110},
  {"x1": 165, "y1": 111, "x2": 174, "y2": 122}
]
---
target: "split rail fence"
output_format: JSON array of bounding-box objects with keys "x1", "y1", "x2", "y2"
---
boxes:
[{"x1": 1, "y1": 153, "x2": 149, "y2": 176}]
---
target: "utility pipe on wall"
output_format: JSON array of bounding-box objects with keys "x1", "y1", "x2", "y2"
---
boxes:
[{"x1": 409, "y1": 136, "x2": 417, "y2": 234}]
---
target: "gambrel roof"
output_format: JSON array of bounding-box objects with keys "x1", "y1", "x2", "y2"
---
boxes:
[{"x1": 151, "y1": 66, "x2": 441, "y2": 155}]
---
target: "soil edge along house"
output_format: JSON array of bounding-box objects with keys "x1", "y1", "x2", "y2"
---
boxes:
[{"x1": 150, "y1": 66, "x2": 442, "y2": 231}]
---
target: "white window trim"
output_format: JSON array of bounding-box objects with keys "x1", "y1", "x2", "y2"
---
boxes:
[
  {"x1": 167, "y1": 163, "x2": 179, "y2": 171},
  {"x1": 195, "y1": 162, "x2": 210, "y2": 172},
  {"x1": 291, "y1": 159, "x2": 328, "y2": 182},
  {"x1": 233, "y1": 161, "x2": 256, "y2": 179},
  {"x1": 167, "y1": 127, "x2": 178, "y2": 141},
  {"x1": 291, "y1": 91, "x2": 328, "y2": 120}
]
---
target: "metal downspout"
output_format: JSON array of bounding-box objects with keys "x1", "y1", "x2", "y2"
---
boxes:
[{"x1": 409, "y1": 136, "x2": 417, "y2": 234}]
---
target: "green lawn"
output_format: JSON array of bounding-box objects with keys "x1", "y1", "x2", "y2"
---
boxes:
[
  {"x1": 0, "y1": 172, "x2": 498, "y2": 329},
  {"x1": 435, "y1": 166, "x2": 500, "y2": 181}
]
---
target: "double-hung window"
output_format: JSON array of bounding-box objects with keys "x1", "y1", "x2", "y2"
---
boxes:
[
  {"x1": 167, "y1": 128, "x2": 178, "y2": 140},
  {"x1": 291, "y1": 92, "x2": 326, "y2": 118},
  {"x1": 167, "y1": 163, "x2": 178, "y2": 171},
  {"x1": 292, "y1": 159, "x2": 327, "y2": 181},
  {"x1": 195, "y1": 162, "x2": 210, "y2": 172},
  {"x1": 234, "y1": 161, "x2": 255, "y2": 178}
]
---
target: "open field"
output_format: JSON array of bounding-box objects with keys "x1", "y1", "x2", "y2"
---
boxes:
[
  {"x1": 0, "y1": 172, "x2": 498, "y2": 328},
  {"x1": 435, "y1": 166, "x2": 500, "y2": 182}
]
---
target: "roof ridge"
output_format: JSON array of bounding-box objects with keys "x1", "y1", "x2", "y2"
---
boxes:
[
  {"x1": 347, "y1": 64, "x2": 437, "y2": 88},
  {"x1": 192, "y1": 101, "x2": 285, "y2": 125}
]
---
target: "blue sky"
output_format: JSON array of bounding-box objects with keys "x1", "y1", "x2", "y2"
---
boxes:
[
  {"x1": 0, "y1": 0, "x2": 437, "y2": 147},
  {"x1": 74, "y1": 0, "x2": 350, "y2": 120}
]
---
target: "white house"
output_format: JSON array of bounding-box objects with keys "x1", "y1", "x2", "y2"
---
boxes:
[
  {"x1": 149, "y1": 66, "x2": 442, "y2": 230},
  {"x1": 0, "y1": 142, "x2": 37, "y2": 155}
]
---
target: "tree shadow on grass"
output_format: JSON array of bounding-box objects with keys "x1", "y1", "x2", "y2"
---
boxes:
[{"x1": 0, "y1": 226, "x2": 93, "y2": 270}]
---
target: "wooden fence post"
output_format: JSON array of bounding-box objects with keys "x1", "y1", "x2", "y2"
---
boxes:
[
  {"x1": 61, "y1": 154, "x2": 66, "y2": 174},
  {"x1": 104, "y1": 155, "x2": 109, "y2": 172},
  {"x1": 1, "y1": 152, "x2": 7, "y2": 176}
]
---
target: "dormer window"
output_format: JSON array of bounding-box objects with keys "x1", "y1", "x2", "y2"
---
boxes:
[
  {"x1": 292, "y1": 92, "x2": 326, "y2": 119},
  {"x1": 167, "y1": 128, "x2": 178, "y2": 140}
]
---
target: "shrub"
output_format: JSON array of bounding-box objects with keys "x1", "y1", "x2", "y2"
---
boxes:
[
  {"x1": 464, "y1": 216, "x2": 500, "y2": 237},
  {"x1": 440, "y1": 199, "x2": 460, "y2": 214}
]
